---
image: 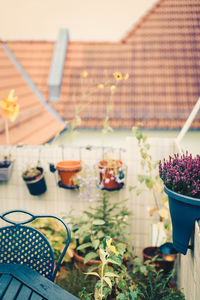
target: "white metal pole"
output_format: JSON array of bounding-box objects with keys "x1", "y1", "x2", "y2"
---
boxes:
[{"x1": 176, "y1": 97, "x2": 200, "y2": 144}]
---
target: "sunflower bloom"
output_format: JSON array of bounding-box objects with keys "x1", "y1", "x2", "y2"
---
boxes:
[
  {"x1": 106, "y1": 238, "x2": 119, "y2": 256},
  {"x1": 81, "y1": 71, "x2": 88, "y2": 78},
  {"x1": 0, "y1": 89, "x2": 19, "y2": 122},
  {"x1": 113, "y1": 72, "x2": 122, "y2": 81}
]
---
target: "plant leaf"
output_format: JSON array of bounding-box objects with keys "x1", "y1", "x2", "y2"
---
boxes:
[
  {"x1": 92, "y1": 239, "x2": 100, "y2": 250},
  {"x1": 106, "y1": 259, "x2": 120, "y2": 266},
  {"x1": 84, "y1": 252, "x2": 99, "y2": 264},
  {"x1": 103, "y1": 277, "x2": 112, "y2": 289},
  {"x1": 138, "y1": 175, "x2": 145, "y2": 183},
  {"x1": 132, "y1": 126, "x2": 138, "y2": 136},
  {"x1": 87, "y1": 264, "x2": 99, "y2": 273},
  {"x1": 77, "y1": 242, "x2": 92, "y2": 251},
  {"x1": 93, "y1": 219, "x2": 105, "y2": 225},
  {"x1": 86, "y1": 271, "x2": 100, "y2": 278},
  {"x1": 104, "y1": 272, "x2": 119, "y2": 277}
]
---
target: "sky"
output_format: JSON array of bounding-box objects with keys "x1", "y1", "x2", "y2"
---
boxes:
[{"x1": 0, "y1": 0, "x2": 157, "y2": 41}]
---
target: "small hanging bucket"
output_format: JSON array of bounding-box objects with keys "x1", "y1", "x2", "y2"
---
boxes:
[{"x1": 23, "y1": 167, "x2": 47, "y2": 196}]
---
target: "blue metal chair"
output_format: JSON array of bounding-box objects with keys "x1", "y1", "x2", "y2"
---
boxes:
[{"x1": 0, "y1": 209, "x2": 71, "y2": 282}]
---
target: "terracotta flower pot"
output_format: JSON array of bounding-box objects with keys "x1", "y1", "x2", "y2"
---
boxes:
[
  {"x1": 164, "y1": 186, "x2": 200, "y2": 255},
  {"x1": 98, "y1": 159, "x2": 125, "y2": 191},
  {"x1": 56, "y1": 161, "x2": 82, "y2": 187}
]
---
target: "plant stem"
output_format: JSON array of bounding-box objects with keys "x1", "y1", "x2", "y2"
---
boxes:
[
  {"x1": 5, "y1": 119, "x2": 10, "y2": 145},
  {"x1": 100, "y1": 261, "x2": 105, "y2": 300}
]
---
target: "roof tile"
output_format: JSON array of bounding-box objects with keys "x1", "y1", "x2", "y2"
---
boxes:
[
  {"x1": 2, "y1": 0, "x2": 200, "y2": 131},
  {"x1": 0, "y1": 43, "x2": 65, "y2": 145}
]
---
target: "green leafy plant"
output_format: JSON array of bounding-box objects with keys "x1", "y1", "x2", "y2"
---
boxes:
[
  {"x1": 56, "y1": 263, "x2": 96, "y2": 298},
  {"x1": 81, "y1": 238, "x2": 185, "y2": 300},
  {"x1": 30, "y1": 218, "x2": 76, "y2": 264},
  {"x1": 131, "y1": 126, "x2": 172, "y2": 244},
  {"x1": 131, "y1": 264, "x2": 185, "y2": 300},
  {"x1": 82, "y1": 237, "x2": 138, "y2": 300},
  {"x1": 64, "y1": 190, "x2": 131, "y2": 265}
]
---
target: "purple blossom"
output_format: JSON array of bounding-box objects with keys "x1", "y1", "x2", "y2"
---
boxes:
[{"x1": 159, "y1": 153, "x2": 200, "y2": 198}]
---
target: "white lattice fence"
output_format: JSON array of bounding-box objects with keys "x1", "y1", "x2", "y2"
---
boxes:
[{"x1": 0, "y1": 137, "x2": 180, "y2": 256}]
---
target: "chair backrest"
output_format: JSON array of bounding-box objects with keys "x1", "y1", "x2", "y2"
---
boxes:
[{"x1": 0, "y1": 210, "x2": 71, "y2": 281}]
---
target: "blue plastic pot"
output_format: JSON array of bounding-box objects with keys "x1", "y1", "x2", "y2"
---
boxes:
[{"x1": 164, "y1": 186, "x2": 200, "y2": 255}]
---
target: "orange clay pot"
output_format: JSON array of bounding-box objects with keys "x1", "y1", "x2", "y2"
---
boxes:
[
  {"x1": 56, "y1": 161, "x2": 82, "y2": 187},
  {"x1": 98, "y1": 159, "x2": 123, "y2": 190}
]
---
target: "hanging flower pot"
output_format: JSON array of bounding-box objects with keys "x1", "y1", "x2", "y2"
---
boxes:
[
  {"x1": 159, "y1": 153, "x2": 200, "y2": 255},
  {"x1": 97, "y1": 159, "x2": 126, "y2": 191},
  {"x1": 55, "y1": 161, "x2": 82, "y2": 188},
  {"x1": 164, "y1": 186, "x2": 200, "y2": 255},
  {"x1": 22, "y1": 167, "x2": 47, "y2": 196},
  {"x1": 0, "y1": 160, "x2": 13, "y2": 181}
]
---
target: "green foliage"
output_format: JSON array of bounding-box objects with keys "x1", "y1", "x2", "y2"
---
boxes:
[
  {"x1": 56, "y1": 263, "x2": 96, "y2": 298},
  {"x1": 80, "y1": 238, "x2": 185, "y2": 300},
  {"x1": 64, "y1": 190, "x2": 131, "y2": 262},
  {"x1": 30, "y1": 218, "x2": 76, "y2": 263},
  {"x1": 131, "y1": 126, "x2": 172, "y2": 244},
  {"x1": 131, "y1": 266, "x2": 185, "y2": 300}
]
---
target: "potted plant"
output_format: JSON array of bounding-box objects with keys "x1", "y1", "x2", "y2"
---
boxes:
[
  {"x1": 22, "y1": 165, "x2": 47, "y2": 196},
  {"x1": 81, "y1": 237, "x2": 185, "y2": 300},
  {"x1": 57, "y1": 160, "x2": 82, "y2": 188},
  {"x1": 159, "y1": 152, "x2": 200, "y2": 255},
  {"x1": 0, "y1": 89, "x2": 19, "y2": 181},
  {"x1": 97, "y1": 157, "x2": 126, "y2": 191},
  {"x1": 63, "y1": 190, "x2": 131, "y2": 271},
  {"x1": 0, "y1": 154, "x2": 14, "y2": 181}
]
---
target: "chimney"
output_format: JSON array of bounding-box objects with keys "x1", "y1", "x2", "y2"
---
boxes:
[{"x1": 48, "y1": 28, "x2": 69, "y2": 101}]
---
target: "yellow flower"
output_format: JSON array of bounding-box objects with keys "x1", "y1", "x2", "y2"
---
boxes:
[
  {"x1": 98, "y1": 84, "x2": 104, "y2": 89},
  {"x1": 113, "y1": 72, "x2": 122, "y2": 81},
  {"x1": 124, "y1": 73, "x2": 129, "y2": 80},
  {"x1": 0, "y1": 89, "x2": 19, "y2": 122},
  {"x1": 81, "y1": 71, "x2": 88, "y2": 78},
  {"x1": 110, "y1": 85, "x2": 116, "y2": 94},
  {"x1": 106, "y1": 238, "x2": 119, "y2": 256}
]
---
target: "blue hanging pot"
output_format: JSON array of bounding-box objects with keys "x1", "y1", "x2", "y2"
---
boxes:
[{"x1": 164, "y1": 186, "x2": 200, "y2": 255}]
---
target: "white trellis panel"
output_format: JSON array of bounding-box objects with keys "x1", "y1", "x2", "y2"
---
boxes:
[
  {"x1": 0, "y1": 137, "x2": 179, "y2": 256},
  {"x1": 126, "y1": 137, "x2": 180, "y2": 255}
]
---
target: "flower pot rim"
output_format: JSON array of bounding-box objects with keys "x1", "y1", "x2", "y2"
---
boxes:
[
  {"x1": 22, "y1": 167, "x2": 44, "y2": 182},
  {"x1": 142, "y1": 246, "x2": 160, "y2": 260},
  {"x1": 56, "y1": 160, "x2": 82, "y2": 172},
  {"x1": 98, "y1": 159, "x2": 123, "y2": 169},
  {"x1": 164, "y1": 186, "x2": 200, "y2": 206}
]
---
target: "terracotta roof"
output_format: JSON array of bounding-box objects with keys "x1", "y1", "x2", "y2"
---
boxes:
[
  {"x1": 0, "y1": 43, "x2": 65, "y2": 145},
  {"x1": 3, "y1": 0, "x2": 200, "y2": 131}
]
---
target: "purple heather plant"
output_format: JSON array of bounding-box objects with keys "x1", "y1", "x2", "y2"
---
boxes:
[{"x1": 159, "y1": 152, "x2": 200, "y2": 198}]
